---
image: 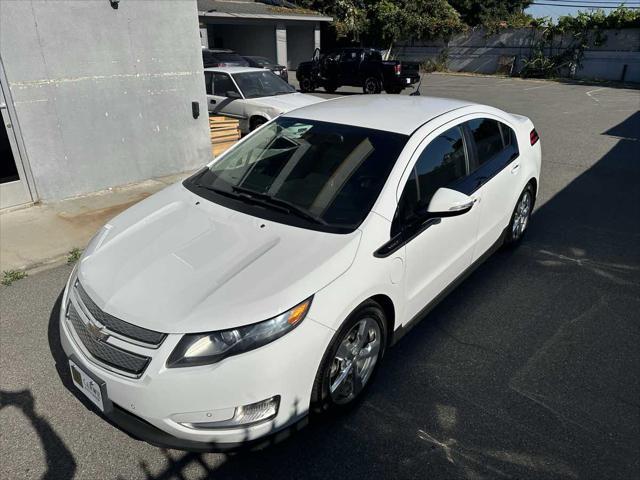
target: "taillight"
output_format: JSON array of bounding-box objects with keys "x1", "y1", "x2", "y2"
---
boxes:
[
  {"x1": 530, "y1": 128, "x2": 539, "y2": 146},
  {"x1": 394, "y1": 64, "x2": 401, "y2": 75}
]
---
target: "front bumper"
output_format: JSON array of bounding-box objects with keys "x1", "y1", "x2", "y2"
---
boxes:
[
  {"x1": 59, "y1": 281, "x2": 334, "y2": 449},
  {"x1": 101, "y1": 395, "x2": 308, "y2": 452}
]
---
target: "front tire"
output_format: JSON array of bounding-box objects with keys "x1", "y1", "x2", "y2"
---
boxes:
[
  {"x1": 299, "y1": 77, "x2": 314, "y2": 93},
  {"x1": 363, "y1": 77, "x2": 382, "y2": 94},
  {"x1": 504, "y1": 183, "x2": 535, "y2": 246},
  {"x1": 249, "y1": 116, "x2": 267, "y2": 131},
  {"x1": 311, "y1": 300, "x2": 387, "y2": 414}
]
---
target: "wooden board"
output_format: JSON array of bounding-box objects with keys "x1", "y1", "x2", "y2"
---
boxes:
[{"x1": 209, "y1": 114, "x2": 240, "y2": 156}]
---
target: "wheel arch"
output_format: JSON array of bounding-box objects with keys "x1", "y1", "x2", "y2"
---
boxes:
[
  {"x1": 249, "y1": 114, "x2": 269, "y2": 130},
  {"x1": 370, "y1": 294, "x2": 395, "y2": 347},
  {"x1": 528, "y1": 177, "x2": 538, "y2": 204}
]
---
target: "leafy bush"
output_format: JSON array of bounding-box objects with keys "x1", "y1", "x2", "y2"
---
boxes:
[
  {"x1": 421, "y1": 50, "x2": 449, "y2": 73},
  {"x1": 520, "y1": 7, "x2": 639, "y2": 79}
]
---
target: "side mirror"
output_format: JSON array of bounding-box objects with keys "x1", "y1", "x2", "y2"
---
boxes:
[
  {"x1": 427, "y1": 188, "x2": 475, "y2": 217},
  {"x1": 226, "y1": 91, "x2": 241, "y2": 99}
]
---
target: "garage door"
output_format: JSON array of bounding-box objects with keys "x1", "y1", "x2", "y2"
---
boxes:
[{"x1": 287, "y1": 25, "x2": 314, "y2": 71}]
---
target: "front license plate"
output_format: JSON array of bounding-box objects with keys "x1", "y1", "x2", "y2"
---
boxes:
[{"x1": 69, "y1": 359, "x2": 105, "y2": 412}]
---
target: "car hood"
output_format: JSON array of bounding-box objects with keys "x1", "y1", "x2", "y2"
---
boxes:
[
  {"x1": 250, "y1": 93, "x2": 323, "y2": 113},
  {"x1": 77, "y1": 182, "x2": 360, "y2": 334}
]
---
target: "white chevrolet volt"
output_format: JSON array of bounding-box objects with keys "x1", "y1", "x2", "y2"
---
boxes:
[{"x1": 60, "y1": 95, "x2": 541, "y2": 450}]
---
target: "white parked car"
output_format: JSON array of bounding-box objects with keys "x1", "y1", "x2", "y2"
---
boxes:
[
  {"x1": 204, "y1": 66, "x2": 323, "y2": 134},
  {"x1": 60, "y1": 96, "x2": 541, "y2": 450}
]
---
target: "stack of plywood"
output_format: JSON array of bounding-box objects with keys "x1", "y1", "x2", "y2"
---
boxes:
[{"x1": 210, "y1": 115, "x2": 240, "y2": 156}]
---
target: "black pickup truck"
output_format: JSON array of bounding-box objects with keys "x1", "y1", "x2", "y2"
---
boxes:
[{"x1": 296, "y1": 48, "x2": 420, "y2": 94}]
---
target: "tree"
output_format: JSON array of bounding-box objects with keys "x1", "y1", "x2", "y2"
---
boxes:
[
  {"x1": 298, "y1": 0, "x2": 464, "y2": 44},
  {"x1": 447, "y1": 0, "x2": 532, "y2": 27},
  {"x1": 370, "y1": 0, "x2": 464, "y2": 45}
]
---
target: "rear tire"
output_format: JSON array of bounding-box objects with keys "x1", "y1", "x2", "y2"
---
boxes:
[
  {"x1": 504, "y1": 183, "x2": 535, "y2": 247},
  {"x1": 311, "y1": 300, "x2": 387, "y2": 415},
  {"x1": 363, "y1": 77, "x2": 382, "y2": 94}
]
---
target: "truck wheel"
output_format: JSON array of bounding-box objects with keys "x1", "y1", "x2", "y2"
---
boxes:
[
  {"x1": 363, "y1": 77, "x2": 382, "y2": 94},
  {"x1": 385, "y1": 86, "x2": 402, "y2": 94},
  {"x1": 300, "y1": 77, "x2": 314, "y2": 93}
]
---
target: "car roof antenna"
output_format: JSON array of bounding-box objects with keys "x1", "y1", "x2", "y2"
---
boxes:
[{"x1": 410, "y1": 74, "x2": 422, "y2": 96}]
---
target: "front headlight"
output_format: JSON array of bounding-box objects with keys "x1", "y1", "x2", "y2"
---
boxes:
[{"x1": 166, "y1": 297, "x2": 312, "y2": 368}]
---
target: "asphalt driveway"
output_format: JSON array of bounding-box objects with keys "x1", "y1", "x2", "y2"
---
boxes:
[{"x1": 1, "y1": 74, "x2": 639, "y2": 479}]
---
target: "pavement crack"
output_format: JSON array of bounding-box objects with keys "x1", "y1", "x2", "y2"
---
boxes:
[{"x1": 508, "y1": 384, "x2": 591, "y2": 433}]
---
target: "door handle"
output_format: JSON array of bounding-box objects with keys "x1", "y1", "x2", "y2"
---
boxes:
[
  {"x1": 210, "y1": 99, "x2": 216, "y2": 104},
  {"x1": 510, "y1": 163, "x2": 520, "y2": 174}
]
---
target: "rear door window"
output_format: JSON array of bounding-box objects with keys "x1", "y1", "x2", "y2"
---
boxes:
[
  {"x1": 464, "y1": 117, "x2": 520, "y2": 190},
  {"x1": 467, "y1": 118, "x2": 503, "y2": 166}
]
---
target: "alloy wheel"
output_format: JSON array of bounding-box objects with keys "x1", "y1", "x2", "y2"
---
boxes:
[
  {"x1": 512, "y1": 190, "x2": 532, "y2": 239},
  {"x1": 328, "y1": 317, "x2": 381, "y2": 404}
]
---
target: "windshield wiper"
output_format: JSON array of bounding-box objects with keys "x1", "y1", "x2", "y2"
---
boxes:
[
  {"x1": 231, "y1": 185, "x2": 327, "y2": 225},
  {"x1": 197, "y1": 183, "x2": 325, "y2": 225},
  {"x1": 195, "y1": 183, "x2": 284, "y2": 209}
]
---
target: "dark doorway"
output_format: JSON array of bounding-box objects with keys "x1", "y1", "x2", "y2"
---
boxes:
[{"x1": 0, "y1": 112, "x2": 19, "y2": 184}]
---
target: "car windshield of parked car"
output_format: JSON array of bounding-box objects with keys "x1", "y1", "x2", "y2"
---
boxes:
[
  {"x1": 248, "y1": 56, "x2": 274, "y2": 66},
  {"x1": 232, "y1": 71, "x2": 295, "y2": 98},
  {"x1": 187, "y1": 117, "x2": 408, "y2": 233}
]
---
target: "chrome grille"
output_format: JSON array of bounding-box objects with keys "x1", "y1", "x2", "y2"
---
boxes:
[
  {"x1": 67, "y1": 302, "x2": 150, "y2": 376},
  {"x1": 75, "y1": 281, "x2": 166, "y2": 346}
]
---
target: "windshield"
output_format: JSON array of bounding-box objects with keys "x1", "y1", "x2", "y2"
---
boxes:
[
  {"x1": 185, "y1": 117, "x2": 408, "y2": 233},
  {"x1": 203, "y1": 51, "x2": 249, "y2": 66},
  {"x1": 248, "y1": 56, "x2": 274, "y2": 66},
  {"x1": 232, "y1": 71, "x2": 295, "y2": 99}
]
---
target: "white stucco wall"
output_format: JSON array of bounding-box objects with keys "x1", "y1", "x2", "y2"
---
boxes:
[
  {"x1": 0, "y1": 0, "x2": 211, "y2": 201},
  {"x1": 393, "y1": 28, "x2": 640, "y2": 83}
]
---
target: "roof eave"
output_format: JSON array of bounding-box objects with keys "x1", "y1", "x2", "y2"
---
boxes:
[{"x1": 198, "y1": 11, "x2": 333, "y2": 22}]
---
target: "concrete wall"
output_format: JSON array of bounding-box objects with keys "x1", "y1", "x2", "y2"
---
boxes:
[
  {"x1": 393, "y1": 28, "x2": 640, "y2": 83},
  {"x1": 0, "y1": 0, "x2": 211, "y2": 201},
  {"x1": 208, "y1": 24, "x2": 277, "y2": 62}
]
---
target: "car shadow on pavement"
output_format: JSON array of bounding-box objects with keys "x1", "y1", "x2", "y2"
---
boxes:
[
  {"x1": 46, "y1": 111, "x2": 639, "y2": 479},
  {"x1": 0, "y1": 388, "x2": 76, "y2": 480}
]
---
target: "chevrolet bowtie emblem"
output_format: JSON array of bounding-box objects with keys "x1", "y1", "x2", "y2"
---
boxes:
[{"x1": 86, "y1": 319, "x2": 109, "y2": 342}]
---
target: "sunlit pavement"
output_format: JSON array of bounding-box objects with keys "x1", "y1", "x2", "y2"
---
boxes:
[{"x1": 1, "y1": 74, "x2": 639, "y2": 479}]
